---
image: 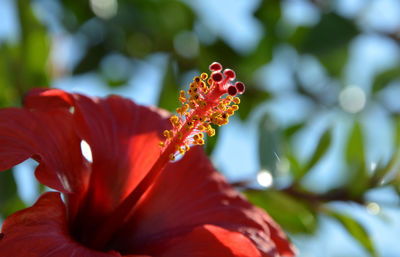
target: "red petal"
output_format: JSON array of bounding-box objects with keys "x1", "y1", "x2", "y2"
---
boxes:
[
  {"x1": 156, "y1": 225, "x2": 262, "y2": 257},
  {"x1": 111, "y1": 148, "x2": 295, "y2": 257},
  {"x1": 24, "y1": 88, "x2": 74, "y2": 110},
  {"x1": 0, "y1": 108, "x2": 89, "y2": 195},
  {"x1": 23, "y1": 89, "x2": 170, "y2": 226},
  {"x1": 68, "y1": 94, "x2": 169, "y2": 228},
  {"x1": 0, "y1": 192, "x2": 122, "y2": 257}
]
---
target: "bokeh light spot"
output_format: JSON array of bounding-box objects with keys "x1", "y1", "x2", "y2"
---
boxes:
[
  {"x1": 90, "y1": 0, "x2": 118, "y2": 19},
  {"x1": 339, "y1": 86, "x2": 366, "y2": 113},
  {"x1": 257, "y1": 170, "x2": 274, "y2": 188},
  {"x1": 173, "y1": 31, "x2": 199, "y2": 59},
  {"x1": 366, "y1": 202, "x2": 380, "y2": 215}
]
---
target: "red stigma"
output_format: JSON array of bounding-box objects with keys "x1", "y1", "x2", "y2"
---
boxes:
[
  {"x1": 224, "y1": 69, "x2": 235, "y2": 80},
  {"x1": 209, "y1": 62, "x2": 222, "y2": 72},
  {"x1": 227, "y1": 86, "x2": 237, "y2": 96},
  {"x1": 235, "y1": 81, "x2": 245, "y2": 94},
  {"x1": 211, "y1": 72, "x2": 223, "y2": 83}
]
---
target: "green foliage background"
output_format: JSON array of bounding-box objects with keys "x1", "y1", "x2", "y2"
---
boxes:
[{"x1": 0, "y1": 0, "x2": 400, "y2": 256}]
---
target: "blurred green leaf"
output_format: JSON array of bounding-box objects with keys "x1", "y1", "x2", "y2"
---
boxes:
[
  {"x1": 198, "y1": 40, "x2": 241, "y2": 71},
  {"x1": 75, "y1": 44, "x2": 109, "y2": 75},
  {"x1": 237, "y1": 87, "x2": 271, "y2": 120},
  {"x1": 246, "y1": 190, "x2": 317, "y2": 234},
  {"x1": 18, "y1": 0, "x2": 50, "y2": 88},
  {"x1": 204, "y1": 126, "x2": 219, "y2": 156},
  {"x1": 158, "y1": 60, "x2": 179, "y2": 112},
  {"x1": 0, "y1": 170, "x2": 26, "y2": 218},
  {"x1": 396, "y1": 118, "x2": 400, "y2": 147},
  {"x1": 346, "y1": 122, "x2": 369, "y2": 197},
  {"x1": 286, "y1": 152, "x2": 303, "y2": 180},
  {"x1": 0, "y1": 47, "x2": 18, "y2": 107},
  {"x1": 346, "y1": 122, "x2": 365, "y2": 165},
  {"x1": 61, "y1": 0, "x2": 91, "y2": 30},
  {"x1": 329, "y1": 211, "x2": 377, "y2": 257},
  {"x1": 291, "y1": 128, "x2": 332, "y2": 181},
  {"x1": 254, "y1": 0, "x2": 281, "y2": 27},
  {"x1": 304, "y1": 128, "x2": 332, "y2": 171},
  {"x1": 318, "y1": 45, "x2": 348, "y2": 77},
  {"x1": 258, "y1": 115, "x2": 281, "y2": 175},
  {"x1": 372, "y1": 67, "x2": 400, "y2": 93},
  {"x1": 0, "y1": 171, "x2": 17, "y2": 206},
  {"x1": 292, "y1": 13, "x2": 357, "y2": 76},
  {"x1": 283, "y1": 122, "x2": 305, "y2": 138},
  {"x1": 301, "y1": 13, "x2": 358, "y2": 54}
]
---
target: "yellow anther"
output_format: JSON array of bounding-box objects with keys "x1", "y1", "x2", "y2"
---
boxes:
[
  {"x1": 232, "y1": 105, "x2": 239, "y2": 111},
  {"x1": 177, "y1": 131, "x2": 183, "y2": 139},
  {"x1": 189, "y1": 101, "x2": 196, "y2": 109},
  {"x1": 183, "y1": 104, "x2": 190, "y2": 112},
  {"x1": 233, "y1": 97, "x2": 240, "y2": 104},
  {"x1": 169, "y1": 130, "x2": 174, "y2": 138},
  {"x1": 185, "y1": 144, "x2": 190, "y2": 151},
  {"x1": 199, "y1": 133, "x2": 204, "y2": 138},
  {"x1": 163, "y1": 130, "x2": 170, "y2": 138},
  {"x1": 201, "y1": 73, "x2": 208, "y2": 80},
  {"x1": 179, "y1": 97, "x2": 186, "y2": 103},
  {"x1": 227, "y1": 95, "x2": 233, "y2": 101},
  {"x1": 179, "y1": 147, "x2": 186, "y2": 155},
  {"x1": 180, "y1": 90, "x2": 186, "y2": 97},
  {"x1": 169, "y1": 153, "x2": 176, "y2": 161},
  {"x1": 197, "y1": 138, "x2": 205, "y2": 145},
  {"x1": 185, "y1": 121, "x2": 194, "y2": 130},
  {"x1": 226, "y1": 108, "x2": 234, "y2": 116},
  {"x1": 159, "y1": 141, "x2": 165, "y2": 147},
  {"x1": 176, "y1": 107, "x2": 183, "y2": 115},
  {"x1": 211, "y1": 112, "x2": 220, "y2": 118},
  {"x1": 207, "y1": 128, "x2": 215, "y2": 137},
  {"x1": 218, "y1": 102, "x2": 227, "y2": 111},
  {"x1": 198, "y1": 125, "x2": 205, "y2": 131},
  {"x1": 170, "y1": 115, "x2": 179, "y2": 123},
  {"x1": 190, "y1": 83, "x2": 196, "y2": 89},
  {"x1": 199, "y1": 100, "x2": 207, "y2": 108},
  {"x1": 193, "y1": 115, "x2": 199, "y2": 121},
  {"x1": 193, "y1": 134, "x2": 200, "y2": 141},
  {"x1": 193, "y1": 76, "x2": 201, "y2": 83}
]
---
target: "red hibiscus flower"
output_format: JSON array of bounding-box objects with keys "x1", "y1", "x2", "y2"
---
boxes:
[{"x1": 0, "y1": 63, "x2": 296, "y2": 257}]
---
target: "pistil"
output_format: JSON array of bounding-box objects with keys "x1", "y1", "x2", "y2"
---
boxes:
[{"x1": 88, "y1": 62, "x2": 245, "y2": 250}]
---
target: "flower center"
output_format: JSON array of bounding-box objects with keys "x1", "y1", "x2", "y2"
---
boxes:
[{"x1": 88, "y1": 62, "x2": 245, "y2": 250}]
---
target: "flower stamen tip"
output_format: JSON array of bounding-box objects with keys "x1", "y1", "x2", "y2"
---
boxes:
[{"x1": 160, "y1": 62, "x2": 244, "y2": 161}]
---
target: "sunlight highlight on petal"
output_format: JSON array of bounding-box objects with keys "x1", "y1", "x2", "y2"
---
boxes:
[{"x1": 80, "y1": 140, "x2": 93, "y2": 163}]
